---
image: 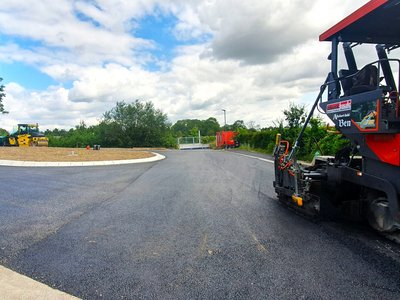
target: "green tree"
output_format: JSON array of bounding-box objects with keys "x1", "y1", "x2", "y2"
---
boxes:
[
  {"x1": 281, "y1": 103, "x2": 307, "y2": 146},
  {"x1": 232, "y1": 120, "x2": 246, "y2": 131},
  {"x1": 283, "y1": 103, "x2": 307, "y2": 128},
  {"x1": 201, "y1": 117, "x2": 220, "y2": 136},
  {"x1": 0, "y1": 128, "x2": 8, "y2": 136},
  {"x1": 172, "y1": 118, "x2": 221, "y2": 137},
  {"x1": 189, "y1": 126, "x2": 200, "y2": 137},
  {"x1": 75, "y1": 120, "x2": 87, "y2": 131},
  {"x1": 45, "y1": 128, "x2": 68, "y2": 137},
  {"x1": 102, "y1": 100, "x2": 170, "y2": 147}
]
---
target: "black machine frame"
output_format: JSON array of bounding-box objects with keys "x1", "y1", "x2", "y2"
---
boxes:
[{"x1": 273, "y1": 0, "x2": 400, "y2": 232}]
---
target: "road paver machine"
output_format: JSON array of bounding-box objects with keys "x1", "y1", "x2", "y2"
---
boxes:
[{"x1": 274, "y1": 0, "x2": 400, "y2": 232}]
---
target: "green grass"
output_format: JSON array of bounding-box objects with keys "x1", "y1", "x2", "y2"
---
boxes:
[{"x1": 236, "y1": 143, "x2": 272, "y2": 155}]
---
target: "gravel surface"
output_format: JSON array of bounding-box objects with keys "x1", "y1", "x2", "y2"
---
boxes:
[
  {"x1": 0, "y1": 149, "x2": 399, "y2": 299},
  {"x1": 0, "y1": 147, "x2": 155, "y2": 162}
]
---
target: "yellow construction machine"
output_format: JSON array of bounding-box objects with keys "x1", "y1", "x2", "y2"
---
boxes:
[{"x1": 0, "y1": 123, "x2": 49, "y2": 147}]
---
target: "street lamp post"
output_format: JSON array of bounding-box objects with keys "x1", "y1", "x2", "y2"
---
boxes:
[
  {"x1": 222, "y1": 109, "x2": 226, "y2": 129},
  {"x1": 222, "y1": 109, "x2": 227, "y2": 150}
]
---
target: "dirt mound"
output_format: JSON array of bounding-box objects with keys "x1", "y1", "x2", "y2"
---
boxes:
[{"x1": 0, "y1": 147, "x2": 156, "y2": 162}]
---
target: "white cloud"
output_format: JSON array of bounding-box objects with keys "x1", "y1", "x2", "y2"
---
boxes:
[
  {"x1": 68, "y1": 63, "x2": 160, "y2": 103},
  {"x1": 0, "y1": 0, "x2": 154, "y2": 67},
  {"x1": 0, "y1": 0, "x2": 378, "y2": 132}
]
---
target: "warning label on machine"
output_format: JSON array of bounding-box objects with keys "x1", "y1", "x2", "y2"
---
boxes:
[{"x1": 326, "y1": 100, "x2": 352, "y2": 114}]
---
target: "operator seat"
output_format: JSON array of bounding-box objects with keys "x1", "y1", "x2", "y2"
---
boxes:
[
  {"x1": 349, "y1": 65, "x2": 378, "y2": 95},
  {"x1": 339, "y1": 69, "x2": 357, "y2": 96}
]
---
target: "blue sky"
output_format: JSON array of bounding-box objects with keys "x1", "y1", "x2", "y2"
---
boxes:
[
  {"x1": 135, "y1": 12, "x2": 180, "y2": 71},
  {"x1": 0, "y1": 7, "x2": 212, "y2": 87},
  {"x1": 0, "y1": 62, "x2": 59, "y2": 90},
  {"x1": 0, "y1": 0, "x2": 370, "y2": 130},
  {"x1": 134, "y1": 11, "x2": 212, "y2": 72},
  {"x1": 0, "y1": 10, "x2": 188, "y2": 88},
  {"x1": 0, "y1": 35, "x2": 59, "y2": 89}
]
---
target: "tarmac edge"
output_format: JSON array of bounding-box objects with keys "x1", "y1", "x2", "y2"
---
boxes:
[
  {"x1": 0, "y1": 152, "x2": 165, "y2": 167},
  {"x1": 0, "y1": 265, "x2": 80, "y2": 300}
]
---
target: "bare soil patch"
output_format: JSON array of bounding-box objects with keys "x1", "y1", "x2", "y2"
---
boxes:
[{"x1": 0, "y1": 147, "x2": 157, "y2": 162}]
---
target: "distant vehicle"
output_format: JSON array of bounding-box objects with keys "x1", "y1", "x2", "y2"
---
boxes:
[
  {"x1": 0, "y1": 123, "x2": 49, "y2": 147},
  {"x1": 274, "y1": 0, "x2": 400, "y2": 233},
  {"x1": 216, "y1": 131, "x2": 240, "y2": 148}
]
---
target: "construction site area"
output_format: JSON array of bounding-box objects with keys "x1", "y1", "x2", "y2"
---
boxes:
[{"x1": 1, "y1": 1, "x2": 400, "y2": 299}]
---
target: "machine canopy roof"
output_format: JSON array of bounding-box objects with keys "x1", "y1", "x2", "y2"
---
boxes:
[{"x1": 319, "y1": 0, "x2": 400, "y2": 45}]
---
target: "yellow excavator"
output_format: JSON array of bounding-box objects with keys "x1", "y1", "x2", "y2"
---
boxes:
[{"x1": 0, "y1": 123, "x2": 49, "y2": 147}]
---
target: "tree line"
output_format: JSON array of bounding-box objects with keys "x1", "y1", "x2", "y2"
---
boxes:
[
  {"x1": 46, "y1": 100, "x2": 176, "y2": 148},
  {"x1": 43, "y1": 101, "x2": 256, "y2": 149},
  {"x1": 1, "y1": 93, "x2": 349, "y2": 159}
]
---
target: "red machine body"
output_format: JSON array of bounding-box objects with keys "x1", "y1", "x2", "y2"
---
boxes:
[{"x1": 216, "y1": 131, "x2": 239, "y2": 148}]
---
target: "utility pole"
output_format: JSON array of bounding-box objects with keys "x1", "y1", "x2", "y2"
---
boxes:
[
  {"x1": 222, "y1": 109, "x2": 227, "y2": 150},
  {"x1": 222, "y1": 109, "x2": 226, "y2": 129}
]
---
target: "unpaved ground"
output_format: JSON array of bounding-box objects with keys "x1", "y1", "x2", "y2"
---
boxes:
[{"x1": 0, "y1": 147, "x2": 157, "y2": 162}]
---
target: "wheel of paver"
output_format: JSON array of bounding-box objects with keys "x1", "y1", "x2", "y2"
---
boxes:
[{"x1": 367, "y1": 197, "x2": 396, "y2": 232}]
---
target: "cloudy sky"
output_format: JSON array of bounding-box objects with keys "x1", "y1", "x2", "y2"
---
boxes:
[{"x1": 0, "y1": 0, "x2": 376, "y2": 131}]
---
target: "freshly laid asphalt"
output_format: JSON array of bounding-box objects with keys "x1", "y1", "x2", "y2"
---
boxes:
[{"x1": 1, "y1": 150, "x2": 400, "y2": 299}]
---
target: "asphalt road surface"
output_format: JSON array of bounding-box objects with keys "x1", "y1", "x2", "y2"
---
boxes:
[{"x1": 1, "y1": 150, "x2": 400, "y2": 299}]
